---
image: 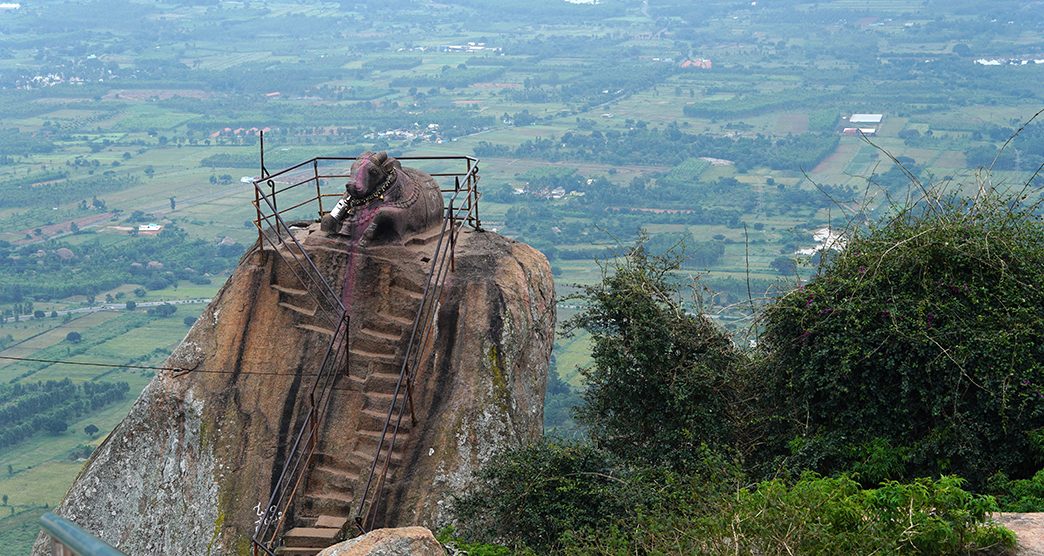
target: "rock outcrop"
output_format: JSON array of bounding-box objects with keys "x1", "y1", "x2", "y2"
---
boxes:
[
  {"x1": 996, "y1": 513, "x2": 1044, "y2": 555},
  {"x1": 33, "y1": 223, "x2": 554, "y2": 555},
  {"x1": 316, "y1": 527, "x2": 445, "y2": 556}
]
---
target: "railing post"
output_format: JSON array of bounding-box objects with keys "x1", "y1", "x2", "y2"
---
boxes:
[
  {"x1": 314, "y1": 159, "x2": 324, "y2": 217},
  {"x1": 254, "y1": 187, "x2": 264, "y2": 249},
  {"x1": 448, "y1": 199, "x2": 456, "y2": 273},
  {"x1": 269, "y1": 179, "x2": 279, "y2": 240},
  {"x1": 472, "y1": 163, "x2": 481, "y2": 230},
  {"x1": 465, "y1": 159, "x2": 474, "y2": 229},
  {"x1": 407, "y1": 384, "x2": 416, "y2": 426}
]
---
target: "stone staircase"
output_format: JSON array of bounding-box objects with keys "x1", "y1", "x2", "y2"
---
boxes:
[
  {"x1": 273, "y1": 261, "x2": 426, "y2": 555},
  {"x1": 268, "y1": 247, "x2": 337, "y2": 338}
]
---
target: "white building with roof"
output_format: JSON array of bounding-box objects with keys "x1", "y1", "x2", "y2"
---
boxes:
[{"x1": 850, "y1": 113, "x2": 883, "y2": 124}]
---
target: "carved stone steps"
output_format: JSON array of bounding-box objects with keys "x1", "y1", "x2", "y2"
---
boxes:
[
  {"x1": 349, "y1": 348, "x2": 397, "y2": 363},
  {"x1": 358, "y1": 326, "x2": 402, "y2": 342},
  {"x1": 282, "y1": 527, "x2": 340, "y2": 548},
  {"x1": 360, "y1": 408, "x2": 413, "y2": 430},
  {"x1": 314, "y1": 515, "x2": 348, "y2": 530},
  {"x1": 364, "y1": 314, "x2": 410, "y2": 338},
  {"x1": 279, "y1": 301, "x2": 318, "y2": 317},
  {"x1": 310, "y1": 465, "x2": 360, "y2": 492},
  {"x1": 295, "y1": 324, "x2": 335, "y2": 337},
  {"x1": 312, "y1": 463, "x2": 360, "y2": 480},
  {"x1": 275, "y1": 546, "x2": 322, "y2": 556},
  {"x1": 356, "y1": 428, "x2": 410, "y2": 443},
  {"x1": 352, "y1": 332, "x2": 401, "y2": 357},
  {"x1": 271, "y1": 284, "x2": 309, "y2": 297},
  {"x1": 405, "y1": 226, "x2": 445, "y2": 247},
  {"x1": 390, "y1": 285, "x2": 424, "y2": 301},
  {"x1": 349, "y1": 371, "x2": 402, "y2": 390},
  {"x1": 352, "y1": 447, "x2": 404, "y2": 465},
  {"x1": 301, "y1": 491, "x2": 354, "y2": 517}
]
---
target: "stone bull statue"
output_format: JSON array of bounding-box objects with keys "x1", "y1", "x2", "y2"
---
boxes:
[{"x1": 321, "y1": 152, "x2": 444, "y2": 246}]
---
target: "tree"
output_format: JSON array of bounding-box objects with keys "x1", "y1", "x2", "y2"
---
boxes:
[
  {"x1": 565, "y1": 242, "x2": 741, "y2": 470},
  {"x1": 1, "y1": 494, "x2": 6, "y2": 506},
  {"x1": 125, "y1": 300, "x2": 136, "y2": 311},
  {"x1": 183, "y1": 316, "x2": 197, "y2": 327},
  {"x1": 770, "y1": 256, "x2": 797, "y2": 275},
  {"x1": 84, "y1": 424, "x2": 99, "y2": 438},
  {"x1": 65, "y1": 331, "x2": 82, "y2": 343},
  {"x1": 169, "y1": 196, "x2": 176, "y2": 211},
  {"x1": 43, "y1": 417, "x2": 68, "y2": 435},
  {"x1": 147, "y1": 303, "x2": 177, "y2": 317},
  {"x1": 760, "y1": 195, "x2": 1044, "y2": 487}
]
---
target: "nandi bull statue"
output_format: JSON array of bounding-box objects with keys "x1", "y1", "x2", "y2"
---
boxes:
[{"x1": 321, "y1": 151, "x2": 444, "y2": 246}]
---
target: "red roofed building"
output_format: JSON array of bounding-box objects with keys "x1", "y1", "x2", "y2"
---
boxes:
[{"x1": 681, "y1": 58, "x2": 713, "y2": 69}]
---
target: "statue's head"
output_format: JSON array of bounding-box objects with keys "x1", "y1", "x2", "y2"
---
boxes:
[{"x1": 348, "y1": 151, "x2": 401, "y2": 198}]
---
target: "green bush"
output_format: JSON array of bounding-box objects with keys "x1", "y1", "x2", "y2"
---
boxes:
[
  {"x1": 564, "y1": 474, "x2": 1015, "y2": 556},
  {"x1": 759, "y1": 195, "x2": 1044, "y2": 486},
  {"x1": 988, "y1": 469, "x2": 1044, "y2": 512},
  {"x1": 452, "y1": 440, "x2": 655, "y2": 553},
  {"x1": 436, "y1": 526, "x2": 518, "y2": 556}
]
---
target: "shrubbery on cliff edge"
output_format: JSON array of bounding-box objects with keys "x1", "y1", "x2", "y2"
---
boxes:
[{"x1": 761, "y1": 194, "x2": 1044, "y2": 486}]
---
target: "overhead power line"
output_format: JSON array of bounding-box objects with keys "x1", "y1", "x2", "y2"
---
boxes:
[{"x1": 0, "y1": 355, "x2": 346, "y2": 380}]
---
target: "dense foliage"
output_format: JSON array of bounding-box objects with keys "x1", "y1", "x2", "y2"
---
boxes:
[
  {"x1": 760, "y1": 196, "x2": 1044, "y2": 486},
  {"x1": 455, "y1": 194, "x2": 1042, "y2": 554},
  {"x1": 565, "y1": 246, "x2": 741, "y2": 470},
  {"x1": 566, "y1": 474, "x2": 1013, "y2": 555},
  {"x1": 0, "y1": 379, "x2": 128, "y2": 449},
  {"x1": 0, "y1": 225, "x2": 240, "y2": 302},
  {"x1": 453, "y1": 441, "x2": 642, "y2": 553},
  {"x1": 456, "y1": 441, "x2": 1013, "y2": 555},
  {"x1": 476, "y1": 124, "x2": 840, "y2": 172}
]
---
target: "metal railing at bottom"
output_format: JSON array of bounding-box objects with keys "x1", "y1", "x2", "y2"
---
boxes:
[{"x1": 39, "y1": 512, "x2": 126, "y2": 556}]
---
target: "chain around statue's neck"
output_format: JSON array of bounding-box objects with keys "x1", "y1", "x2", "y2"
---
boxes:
[{"x1": 346, "y1": 168, "x2": 397, "y2": 211}]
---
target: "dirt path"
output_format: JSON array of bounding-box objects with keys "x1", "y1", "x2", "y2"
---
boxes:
[{"x1": 997, "y1": 513, "x2": 1044, "y2": 555}]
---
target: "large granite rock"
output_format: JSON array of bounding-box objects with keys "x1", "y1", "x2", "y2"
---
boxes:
[
  {"x1": 996, "y1": 513, "x2": 1044, "y2": 555},
  {"x1": 33, "y1": 224, "x2": 554, "y2": 555},
  {"x1": 316, "y1": 527, "x2": 444, "y2": 556}
]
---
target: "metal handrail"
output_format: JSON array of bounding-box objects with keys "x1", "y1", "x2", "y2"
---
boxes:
[
  {"x1": 354, "y1": 169, "x2": 481, "y2": 531},
  {"x1": 39, "y1": 512, "x2": 126, "y2": 556}
]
